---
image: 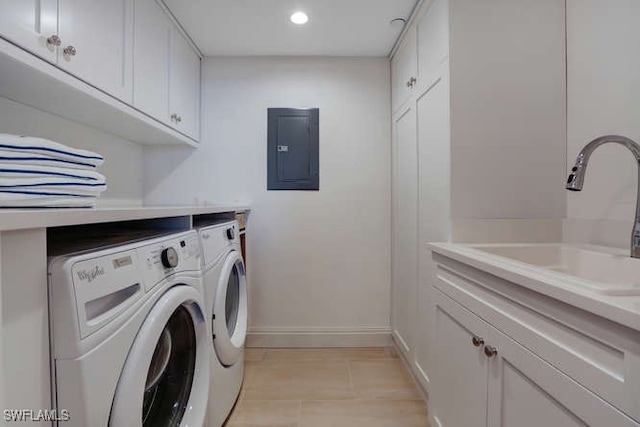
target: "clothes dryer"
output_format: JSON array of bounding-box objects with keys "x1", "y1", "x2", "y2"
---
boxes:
[
  {"x1": 48, "y1": 230, "x2": 209, "y2": 426},
  {"x1": 197, "y1": 221, "x2": 247, "y2": 427}
]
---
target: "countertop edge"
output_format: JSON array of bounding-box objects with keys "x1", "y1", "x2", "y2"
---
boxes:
[
  {"x1": 428, "y1": 242, "x2": 640, "y2": 333},
  {"x1": 0, "y1": 204, "x2": 251, "y2": 231}
]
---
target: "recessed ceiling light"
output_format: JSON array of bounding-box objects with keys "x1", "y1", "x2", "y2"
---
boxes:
[{"x1": 290, "y1": 11, "x2": 308, "y2": 25}]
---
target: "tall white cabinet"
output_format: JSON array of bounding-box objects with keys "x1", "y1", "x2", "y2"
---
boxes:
[
  {"x1": 390, "y1": 0, "x2": 565, "y2": 400},
  {"x1": 391, "y1": 0, "x2": 452, "y2": 393},
  {"x1": 391, "y1": 104, "x2": 418, "y2": 355}
]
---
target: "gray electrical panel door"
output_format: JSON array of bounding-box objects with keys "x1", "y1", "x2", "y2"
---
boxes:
[{"x1": 267, "y1": 108, "x2": 319, "y2": 190}]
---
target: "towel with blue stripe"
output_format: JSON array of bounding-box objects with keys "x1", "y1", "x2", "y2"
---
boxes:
[{"x1": 0, "y1": 134, "x2": 106, "y2": 207}]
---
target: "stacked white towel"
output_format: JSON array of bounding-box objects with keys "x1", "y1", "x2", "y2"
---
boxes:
[{"x1": 0, "y1": 134, "x2": 106, "y2": 208}]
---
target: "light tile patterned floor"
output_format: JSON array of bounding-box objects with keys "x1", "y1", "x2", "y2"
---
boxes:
[{"x1": 225, "y1": 347, "x2": 430, "y2": 427}]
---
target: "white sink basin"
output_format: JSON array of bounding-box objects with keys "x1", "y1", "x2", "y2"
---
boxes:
[{"x1": 467, "y1": 244, "x2": 640, "y2": 296}]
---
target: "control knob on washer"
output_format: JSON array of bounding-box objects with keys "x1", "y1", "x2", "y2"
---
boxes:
[
  {"x1": 226, "y1": 228, "x2": 235, "y2": 240},
  {"x1": 161, "y1": 247, "x2": 179, "y2": 268}
]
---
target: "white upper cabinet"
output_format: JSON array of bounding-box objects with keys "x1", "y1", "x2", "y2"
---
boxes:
[
  {"x1": 0, "y1": 0, "x2": 200, "y2": 145},
  {"x1": 391, "y1": 27, "x2": 418, "y2": 113},
  {"x1": 134, "y1": 0, "x2": 171, "y2": 123},
  {"x1": 134, "y1": 0, "x2": 200, "y2": 140},
  {"x1": 169, "y1": 25, "x2": 200, "y2": 140},
  {"x1": 0, "y1": 0, "x2": 58, "y2": 62},
  {"x1": 57, "y1": 0, "x2": 134, "y2": 103}
]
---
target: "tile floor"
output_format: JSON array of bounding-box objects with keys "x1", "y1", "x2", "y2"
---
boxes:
[{"x1": 225, "y1": 347, "x2": 430, "y2": 427}]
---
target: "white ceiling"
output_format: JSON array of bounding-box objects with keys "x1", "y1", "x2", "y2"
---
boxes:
[{"x1": 163, "y1": 0, "x2": 419, "y2": 57}]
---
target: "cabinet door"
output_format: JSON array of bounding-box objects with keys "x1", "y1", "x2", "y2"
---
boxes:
[
  {"x1": 169, "y1": 26, "x2": 200, "y2": 140},
  {"x1": 58, "y1": 0, "x2": 134, "y2": 102},
  {"x1": 391, "y1": 105, "x2": 418, "y2": 356},
  {"x1": 431, "y1": 289, "x2": 489, "y2": 427},
  {"x1": 413, "y1": 67, "x2": 451, "y2": 392},
  {"x1": 487, "y1": 327, "x2": 638, "y2": 427},
  {"x1": 417, "y1": 0, "x2": 449, "y2": 80},
  {"x1": 133, "y1": 0, "x2": 171, "y2": 123},
  {"x1": 0, "y1": 0, "x2": 58, "y2": 62},
  {"x1": 391, "y1": 27, "x2": 417, "y2": 113}
]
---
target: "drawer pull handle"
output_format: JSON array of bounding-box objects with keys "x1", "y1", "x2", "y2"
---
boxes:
[
  {"x1": 484, "y1": 345, "x2": 498, "y2": 358},
  {"x1": 472, "y1": 336, "x2": 484, "y2": 347}
]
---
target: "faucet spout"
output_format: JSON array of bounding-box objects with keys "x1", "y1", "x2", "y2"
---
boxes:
[{"x1": 566, "y1": 135, "x2": 640, "y2": 258}]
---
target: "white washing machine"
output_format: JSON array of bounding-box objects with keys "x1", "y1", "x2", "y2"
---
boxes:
[
  {"x1": 48, "y1": 230, "x2": 209, "y2": 427},
  {"x1": 197, "y1": 221, "x2": 248, "y2": 427}
]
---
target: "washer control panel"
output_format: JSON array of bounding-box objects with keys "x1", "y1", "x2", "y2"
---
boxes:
[{"x1": 138, "y1": 231, "x2": 200, "y2": 292}]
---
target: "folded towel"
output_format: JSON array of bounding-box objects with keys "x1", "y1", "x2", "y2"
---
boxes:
[
  {"x1": 0, "y1": 192, "x2": 97, "y2": 208},
  {"x1": 0, "y1": 134, "x2": 104, "y2": 168},
  {"x1": 0, "y1": 184, "x2": 106, "y2": 196},
  {"x1": 0, "y1": 163, "x2": 106, "y2": 182},
  {"x1": 0, "y1": 149, "x2": 100, "y2": 170},
  {"x1": 0, "y1": 177, "x2": 107, "y2": 194},
  {"x1": 0, "y1": 189, "x2": 99, "y2": 198}
]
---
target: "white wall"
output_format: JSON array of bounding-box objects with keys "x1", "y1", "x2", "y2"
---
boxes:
[
  {"x1": 565, "y1": 0, "x2": 640, "y2": 248},
  {"x1": 449, "y1": 0, "x2": 566, "y2": 221},
  {"x1": 0, "y1": 97, "x2": 144, "y2": 205},
  {"x1": 145, "y1": 57, "x2": 392, "y2": 345}
]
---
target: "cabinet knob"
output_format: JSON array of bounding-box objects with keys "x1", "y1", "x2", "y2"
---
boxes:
[
  {"x1": 472, "y1": 336, "x2": 484, "y2": 347},
  {"x1": 484, "y1": 345, "x2": 498, "y2": 358},
  {"x1": 46, "y1": 35, "x2": 61, "y2": 47},
  {"x1": 63, "y1": 45, "x2": 77, "y2": 56},
  {"x1": 176, "y1": 115, "x2": 182, "y2": 123},
  {"x1": 171, "y1": 113, "x2": 178, "y2": 122},
  {"x1": 406, "y1": 77, "x2": 417, "y2": 88}
]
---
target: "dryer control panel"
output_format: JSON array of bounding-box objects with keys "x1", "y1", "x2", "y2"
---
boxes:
[{"x1": 199, "y1": 221, "x2": 239, "y2": 268}]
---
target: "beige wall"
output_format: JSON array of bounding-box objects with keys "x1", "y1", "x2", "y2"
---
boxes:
[
  {"x1": 449, "y1": 0, "x2": 567, "y2": 221},
  {"x1": 145, "y1": 57, "x2": 392, "y2": 345},
  {"x1": 565, "y1": 0, "x2": 640, "y2": 248}
]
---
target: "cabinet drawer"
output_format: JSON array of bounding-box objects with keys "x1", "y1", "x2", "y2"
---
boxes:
[{"x1": 433, "y1": 253, "x2": 640, "y2": 423}]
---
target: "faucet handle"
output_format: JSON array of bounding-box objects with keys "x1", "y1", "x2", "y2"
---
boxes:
[{"x1": 631, "y1": 224, "x2": 640, "y2": 258}]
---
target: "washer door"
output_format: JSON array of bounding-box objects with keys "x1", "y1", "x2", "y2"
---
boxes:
[
  {"x1": 213, "y1": 250, "x2": 248, "y2": 366},
  {"x1": 110, "y1": 285, "x2": 209, "y2": 427}
]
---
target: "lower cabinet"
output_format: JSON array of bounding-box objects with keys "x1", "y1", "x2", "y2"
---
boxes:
[
  {"x1": 431, "y1": 287, "x2": 639, "y2": 427},
  {"x1": 432, "y1": 288, "x2": 488, "y2": 427}
]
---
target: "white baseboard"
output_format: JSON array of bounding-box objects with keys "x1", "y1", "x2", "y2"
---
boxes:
[
  {"x1": 391, "y1": 333, "x2": 430, "y2": 404},
  {"x1": 246, "y1": 327, "x2": 392, "y2": 348}
]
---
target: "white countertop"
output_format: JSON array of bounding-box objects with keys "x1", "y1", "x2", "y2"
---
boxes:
[
  {"x1": 429, "y1": 242, "x2": 640, "y2": 332},
  {"x1": 0, "y1": 204, "x2": 250, "y2": 231}
]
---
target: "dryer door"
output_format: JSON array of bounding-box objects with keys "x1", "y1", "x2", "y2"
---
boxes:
[
  {"x1": 213, "y1": 250, "x2": 248, "y2": 366},
  {"x1": 110, "y1": 284, "x2": 209, "y2": 427}
]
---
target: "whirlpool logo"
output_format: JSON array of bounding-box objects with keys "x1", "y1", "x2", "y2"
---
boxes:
[{"x1": 76, "y1": 266, "x2": 105, "y2": 283}]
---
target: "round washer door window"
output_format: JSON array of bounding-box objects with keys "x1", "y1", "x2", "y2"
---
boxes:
[
  {"x1": 110, "y1": 285, "x2": 209, "y2": 427},
  {"x1": 213, "y1": 250, "x2": 247, "y2": 366}
]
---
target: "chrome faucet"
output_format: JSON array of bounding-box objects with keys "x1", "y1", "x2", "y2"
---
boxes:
[{"x1": 566, "y1": 135, "x2": 640, "y2": 258}]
